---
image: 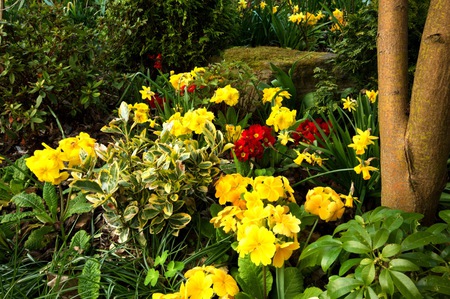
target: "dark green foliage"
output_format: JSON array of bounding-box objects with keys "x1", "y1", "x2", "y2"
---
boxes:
[
  {"x1": 0, "y1": 2, "x2": 121, "y2": 141},
  {"x1": 99, "y1": 0, "x2": 239, "y2": 74}
]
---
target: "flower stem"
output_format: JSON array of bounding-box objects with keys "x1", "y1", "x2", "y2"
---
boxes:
[{"x1": 276, "y1": 265, "x2": 285, "y2": 299}]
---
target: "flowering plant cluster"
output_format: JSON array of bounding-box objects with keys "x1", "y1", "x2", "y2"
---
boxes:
[
  {"x1": 25, "y1": 132, "x2": 96, "y2": 185},
  {"x1": 292, "y1": 118, "x2": 331, "y2": 144},
  {"x1": 153, "y1": 265, "x2": 239, "y2": 299},
  {"x1": 211, "y1": 173, "x2": 301, "y2": 268},
  {"x1": 233, "y1": 124, "x2": 275, "y2": 162},
  {"x1": 304, "y1": 186, "x2": 353, "y2": 222}
]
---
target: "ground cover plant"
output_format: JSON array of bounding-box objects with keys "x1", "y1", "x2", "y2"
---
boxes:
[{"x1": 1, "y1": 0, "x2": 449, "y2": 298}]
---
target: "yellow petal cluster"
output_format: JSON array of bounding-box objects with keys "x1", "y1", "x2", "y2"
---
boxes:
[
  {"x1": 210, "y1": 84, "x2": 240, "y2": 107},
  {"x1": 348, "y1": 128, "x2": 378, "y2": 155},
  {"x1": 304, "y1": 187, "x2": 345, "y2": 222},
  {"x1": 262, "y1": 87, "x2": 291, "y2": 106},
  {"x1": 266, "y1": 105, "x2": 297, "y2": 132},
  {"x1": 211, "y1": 173, "x2": 300, "y2": 267},
  {"x1": 167, "y1": 108, "x2": 214, "y2": 136}
]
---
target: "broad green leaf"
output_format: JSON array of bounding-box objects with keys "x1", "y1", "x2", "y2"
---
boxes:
[
  {"x1": 79, "y1": 258, "x2": 101, "y2": 299},
  {"x1": 360, "y1": 262, "x2": 375, "y2": 285},
  {"x1": 339, "y1": 258, "x2": 363, "y2": 276},
  {"x1": 379, "y1": 269, "x2": 394, "y2": 296},
  {"x1": 168, "y1": 213, "x2": 191, "y2": 230},
  {"x1": 381, "y1": 243, "x2": 401, "y2": 258},
  {"x1": 155, "y1": 251, "x2": 168, "y2": 267},
  {"x1": 283, "y1": 267, "x2": 304, "y2": 298},
  {"x1": 235, "y1": 256, "x2": 273, "y2": 299},
  {"x1": 123, "y1": 205, "x2": 139, "y2": 222},
  {"x1": 389, "y1": 270, "x2": 423, "y2": 299},
  {"x1": 293, "y1": 287, "x2": 323, "y2": 299},
  {"x1": 389, "y1": 258, "x2": 420, "y2": 272},
  {"x1": 438, "y1": 210, "x2": 450, "y2": 224},
  {"x1": 342, "y1": 240, "x2": 371, "y2": 254},
  {"x1": 70, "y1": 180, "x2": 104, "y2": 194},
  {"x1": 11, "y1": 192, "x2": 46, "y2": 213},
  {"x1": 35, "y1": 212, "x2": 54, "y2": 224},
  {"x1": 43, "y1": 182, "x2": 58, "y2": 220},
  {"x1": 24, "y1": 225, "x2": 54, "y2": 250},
  {"x1": 327, "y1": 277, "x2": 363, "y2": 298},
  {"x1": 372, "y1": 228, "x2": 390, "y2": 250},
  {"x1": 364, "y1": 286, "x2": 378, "y2": 299},
  {"x1": 63, "y1": 193, "x2": 92, "y2": 221},
  {"x1": 417, "y1": 275, "x2": 450, "y2": 295},
  {"x1": 321, "y1": 246, "x2": 342, "y2": 272},
  {"x1": 0, "y1": 211, "x2": 36, "y2": 223},
  {"x1": 144, "y1": 269, "x2": 159, "y2": 287},
  {"x1": 401, "y1": 231, "x2": 438, "y2": 252}
]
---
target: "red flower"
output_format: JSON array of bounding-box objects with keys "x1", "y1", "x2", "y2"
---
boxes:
[
  {"x1": 233, "y1": 125, "x2": 274, "y2": 162},
  {"x1": 187, "y1": 84, "x2": 197, "y2": 93},
  {"x1": 146, "y1": 93, "x2": 166, "y2": 109},
  {"x1": 292, "y1": 118, "x2": 331, "y2": 144}
]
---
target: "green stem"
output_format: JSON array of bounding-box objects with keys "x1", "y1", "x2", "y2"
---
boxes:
[
  {"x1": 58, "y1": 184, "x2": 66, "y2": 241},
  {"x1": 263, "y1": 265, "x2": 267, "y2": 299},
  {"x1": 292, "y1": 168, "x2": 354, "y2": 188},
  {"x1": 276, "y1": 265, "x2": 285, "y2": 299},
  {"x1": 297, "y1": 218, "x2": 319, "y2": 267}
]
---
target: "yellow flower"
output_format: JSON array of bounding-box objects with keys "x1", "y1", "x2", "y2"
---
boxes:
[
  {"x1": 185, "y1": 270, "x2": 213, "y2": 299},
  {"x1": 366, "y1": 89, "x2": 378, "y2": 103},
  {"x1": 169, "y1": 72, "x2": 192, "y2": 91},
  {"x1": 238, "y1": 0, "x2": 247, "y2": 10},
  {"x1": 214, "y1": 174, "x2": 251, "y2": 206},
  {"x1": 183, "y1": 108, "x2": 214, "y2": 134},
  {"x1": 262, "y1": 87, "x2": 291, "y2": 106},
  {"x1": 25, "y1": 146, "x2": 69, "y2": 184},
  {"x1": 330, "y1": 8, "x2": 346, "y2": 31},
  {"x1": 354, "y1": 157, "x2": 378, "y2": 180},
  {"x1": 277, "y1": 131, "x2": 294, "y2": 145},
  {"x1": 225, "y1": 124, "x2": 242, "y2": 143},
  {"x1": 293, "y1": 150, "x2": 312, "y2": 166},
  {"x1": 237, "y1": 224, "x2": 276, "y2": 266},
  {"x1": 272, "y1": 241, "x2": 300, "y2": 268},
  {"x1": 272, "y1": 6, "x2": 278, "y2": 14},
  {"x1": 342, "y1": 97, "x2": 357, "y2": 112},
  {"x1": 211, "y1": 268, "x2": 239, "y2": 297},
  {"x1": 305, "y1": 187, "x2": 345, "y2": 222},
  {"x1": 288, "y1": 12, "x2": 303, "y2": 25},
  {"x1": 348, "y1": 128, "x2": 378, "y2": 155},
  {"x1": 266, "y1": 105, "x2": 297, "y2": 132},
  {"x1": 139, "y1": 86, "x2": 155, "y2": 100},
  {"x1": 210, "y1": 84, "x2": 240, "y2": 106},
  {"x1": 260, "y1": 1, "x2": 267, "y2": 9},
  {"x1": 253, "y1": 176, "x2": 285, "y2": 202},
  {"x1": 270, "y1": 205, "x2": 301, "y2": 237},
  {"x1": 292, "y1": 5, "x2": 299, "y2": 14},
  {"x1": 167, "y1": 112, "x2": 191, "y2": 136}
]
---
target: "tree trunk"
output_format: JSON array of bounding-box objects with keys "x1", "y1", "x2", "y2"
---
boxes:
[{"x1": 378, "y1": 0, "x2": 450, "y2": 223}]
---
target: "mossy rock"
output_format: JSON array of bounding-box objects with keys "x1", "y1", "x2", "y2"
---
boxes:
[{"x1": 220, "y1": 46, "x2": 338, "y2": 100}]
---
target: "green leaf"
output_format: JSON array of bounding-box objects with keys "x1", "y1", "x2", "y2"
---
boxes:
[
  {"x1": 155, "y1": 251, "x2": 168, "y2": 267},
  {"x1": 70, "y1": 230, "x2": 91, "y2": 254},
  {"x1": 63, "y1": 193, "x2": 92, "y2": 221},
  {"x1": 165, "y1": 261, "x2": 184, "y2": 278},
  {"x1": 70, "y1": 180, "x2": 104, "y2": 194},
  {"x1": 293, "y1": 287, "x2": 323, "y2": 299},
  {"x1": 438, "y1": 210, "x2": 450, "y2": 224},
  {"x1": 168, "y1": 212, "x2": 191, "y2": 230},
  {"x1": 327, "y1": 277, "x2": 363, "y2": 298},
  {"x1": 379, "y1": 269, "x2": 394, "y2": 296},
  {"x1": 24, "y1": 225, "x2": 54, "y2": 250},
  {"x1": 321, "y1": 246, "x2": 342, "y2": 272},
  {"x1": 389, "y1": 270, "x2": 423, "y2": 299},
  {"x1": 235, "y1": 256, "x2": 273, "y2": 299},
  {"x1": 401, "y1": 231, "x2": 438, "y2": 252},
  {"x1": 389, "y1": 258, "x2": 420, "y2": 272},
  {"x1": 417, "y1": 275, "x2": 450, "y2": 295},
  {"x1": 360, "y1": 262, "x2": 376, "y2": 285},
  {"x1": 342, "y1": 240, "x2": 371, "y2": 254},
  {"x1": 79, "y1": 258, "x2": 101, "y2": 299},
  {"x1": 144, "y1": 269, "x2": 159, "y2": 287},
  {"x1": 283, "y1": 267, "x2": 304, "y2": 298},
  {"x1": 11, "y1": 192, "x2": 46, "y2": 213},
  {"x1": 0, "y1": 211, "x2": 36, "y2": 223},
  {"x1": 339, "y1": 258, "x2": 363, "y2": 276},
  {"x1": 123, "y1": 205, "x2": 139, "y2": 222},
  {"x1": 43, "y1": 182, "x2": 58, "y2": 220},
  {"x1": 372, "y1": 228, "x2": 390, "y2": 250},
  {"x1": 381, "y1": 243, "x2": 401, "y2": 258}
]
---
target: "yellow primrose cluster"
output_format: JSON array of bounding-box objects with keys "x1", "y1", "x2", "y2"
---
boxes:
[
  {"x1": 25, "y1": 132, "x2": 96, "y2": 185},
  {"x1": 166, "y1": 108, "x2": 215, "y2": 136},
  {"x1": 210, "y1": 173, "x2": 301, "y2": 267},
  {"x1": 348, "y1": 128, "x2": 379, "y2": 180},
  {"x1": 293, "y1": 150, "x2": 327, "y2": 167},
  {"x1": 289, "y1": 11, "x2": 325, "y2": 26},
  {"x1": 304, "y1": 186, "x2": 347, "y2": 222},
  {"x1": 330, "y1": 8, "x2": 346, "y2": 31},
  {"x1": 169, "y1": 67, "x2": 206, "y2": 91},
  {"x1": 128, "y1": 102, "x2": 152, "y2": 124},
  {"x1": 262, "y1": 87, "x2": 291, "y2": 107},
  {"x1": 210, "y1": 84, "x2": 240, "y2": 107},
  {"x1": 152, "y1": 265, "x2": 239, "y2": 299}
]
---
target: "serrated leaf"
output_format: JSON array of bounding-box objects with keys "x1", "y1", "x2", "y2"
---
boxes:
[
  {"x1": 70, "y1": 230, "x2": 91, "y2": 253},
  {"x1": 1, "y1": 211, "x2": 37, "y2": 223},
  {"x1": 79, "y1": 258, "x2": 101, "y2": 299},
  {"x1": 24, "y1": 225, "x2": 54, "y2": 250},
  {"x1": 144, "y1": 269, "x2": 159, "y2": 287},
  {"x1": 235, "y1": 256, "x2": 273, "y2": 299},
  {"x1": 63, "y1": 193, "x2": 92, "y2": 221},
  {"x1": 389, "y1": 270, "x2": 423, "y2": 299},
  {"x1": 11, "y1": 192, "x2": 46, "y2": 213},
  {"x1": 401, "y1": 231, "x2": 438, "y2": 252},
  {"x1": 43, "y1": 182, "x2": 58, "y2": 220}
]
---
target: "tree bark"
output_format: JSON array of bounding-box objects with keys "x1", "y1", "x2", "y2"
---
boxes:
[{"x1": 378, "y1": 0, "x2": 450, "y2": 223}]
